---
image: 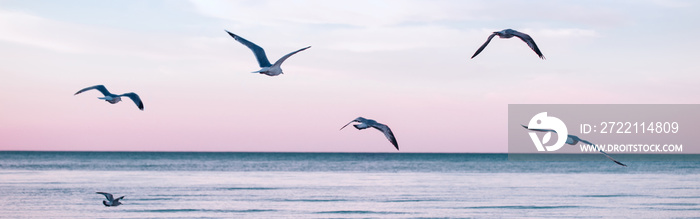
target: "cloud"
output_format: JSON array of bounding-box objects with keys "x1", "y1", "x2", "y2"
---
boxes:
[
  {"x1": 0, "y1": 10, "x2": 227, "y2": 61},
  {"x1": 188, "y1": 0, "x2": 628, "y2": 29},
  {"x1": 521, "y1": 28, "x2": 600, "y2": 38},
  {"x1": 647, "y1": 0, "x2": 693, "y2": 8},
  {"x1": 189, "y1": 0, "x2": 607, "y2": 53},
  {"x1": 0, "y1": 10, "x2": 89, "y2": 53},
  {"x1": 189, "y1": 0, "x2": 484, "y2": 27},
  {"x1": 189, "y1": 1, "x2": 480, "y2": 52}
]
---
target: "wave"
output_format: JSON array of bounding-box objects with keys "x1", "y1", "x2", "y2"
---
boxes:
[
  {"x1": 3, "y1": 151, "x2": 700, "y2": 174},
  {"x1": 381, "y1": 199, "x2": 441, "y2": 202},
  {"x1": 220, "y1": 187, "x2": 279, "y2": 190},
  {"x1": 577, "y1": 194, "x2": 651, "y2": 198},
  {"x1": 316, "y1": 210, "x2": 408, "y2": 214},
  {"x1": 459, "y1": 205, "x2": 582, "y2": 209},
  {"x1": 641, "y1": 203, "x2": 699, "y2": 206},
  {"x1": 637, "y1": 207, "x2": 700, "y2": 211},
  {"x1": 127, "y1": 209, "x2": 275, "y2": 213},
  {"x1": 127, "y1": 198, "x2": 174, "y2": 201},
  {"x1": 281, "y1": 198, "x2": 348, "y2": 202},
  {"x1": 149, "y1": 194, "x2": 210, "y2": 197},
  {"x1": 667, "y1": 196, "x2": 700, "y2": 199}
]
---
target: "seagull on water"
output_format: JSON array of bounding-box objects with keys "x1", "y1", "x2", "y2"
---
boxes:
[
  {"x1": 75, "y1": 85, "x2": 144, "y2": 110},
  {"x1": 522, "y1": 125, "x2": 627, "y2": 166},
  {"x1": 471, "y1": 29, "x2": 545, "y2": 59},
  {"x1": 96, "y1": 192, "x2": 124, "y2": 207},
  {"x1": 225, "y1": 30, "x2": 310, "y2": 76},
  {"x1": 340, "y1": 117, "x2": 399, "y2": 150}
]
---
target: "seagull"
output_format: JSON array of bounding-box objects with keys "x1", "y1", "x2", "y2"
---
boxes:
[
  {"x1": 471, "y1": 29, "x2": 545, "y2": 59},
  {"x1": 225, "y1": 30, "x2": 310, "y2": 76},
  {"x1": 340, "y1": 117, "x2": 399, "y2": 150},
  {"x1": 522, "y1": 125, "x2": 626, "y2": 166},
  {"x1": 75, "y1": 85, "x2": 144, "y2": 110},
  {"x1": 96, "y1": 192, "x2": 124, "y2": 207}
]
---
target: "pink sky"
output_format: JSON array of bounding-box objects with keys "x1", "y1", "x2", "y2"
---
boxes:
[{"x1": 1, "y1": 0, "x2": 699, "y2": 152}]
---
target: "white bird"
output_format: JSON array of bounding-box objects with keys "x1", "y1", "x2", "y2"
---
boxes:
[
  {"x1": 471, "y1": 29, "x2": 545, "y2": 59},
  {"x1": 96, "y1": 192, "x2": 124, "y2": 207},
  {"x1": 225, "y1": 30, "x2": 311, "y2": 76},
  {"x1": 75, "y1": 85, "x2": 144, "y2": 110},
  {"x1": 522, "y1": 125, "x2": 627, "y2": 166},
  {"x1": 341, "y1": 117, "x2": 399, "y2": 150}
]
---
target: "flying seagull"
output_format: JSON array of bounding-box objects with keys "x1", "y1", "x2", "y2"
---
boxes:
[
  {"x1": 522, "y1": 125, "x2": 626, "y2": 166},
  {"x1": 471, "y1": 29, "x2": 545, "y2": 59},
  {"x1": 96, "y1": 192, "x2": 124, "y2": 207},
  {"x1": 225, "y1": 30, "x2": 310, "y2": 76},
  {"x1": 75, "y1": 85, "x2": 144, "y2": 110},
  {"x1": 340, "y1": 117, "x2": 399, "y2": 150}
]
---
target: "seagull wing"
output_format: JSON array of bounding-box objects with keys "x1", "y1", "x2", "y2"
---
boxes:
[
  {"x1": 340, "y1": 117, "x2": 362, "y2": 130},
  {"x1": 225, "y1": 30, "x2": 272, "y2": 67},
  {"x1": 511, "y1": 30, "x2": 545, "y2": 59},
  {"x1": 119, "y1": 93, "x2": 144, "y2": 110},
  {"x1": 271, "y1": 46, "x2": 311, "y2": 69},
  {"x1": 471, "y1": 33, "x2": 497, "y2": 59},
  {"x1": 371, "y1": 123, "x2": 399, "y2": 150},
  {"x1": 580, "y1": 139, "x2": 627, "y2": 167},
  {"x1": 521, "y1": 124, "x2": 557, "y2": 133},
  {"x1": 114, "y1": 196, "x2": 125, "y2": 201},
  {"x1": 96, "y1": 192, "x2": 114, "y2": 201},
  {"x1": 75, "y1": 85, "x2": 112, "y2": 96}
]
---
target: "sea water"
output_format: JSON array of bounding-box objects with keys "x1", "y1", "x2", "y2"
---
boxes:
[{"x1": 0, "y1": 152, "x2": 699, "y2": 218}]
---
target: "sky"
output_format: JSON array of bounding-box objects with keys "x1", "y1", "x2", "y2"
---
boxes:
[{"x1": 0, "y1": 0, "x2": 699, "y2": 152}]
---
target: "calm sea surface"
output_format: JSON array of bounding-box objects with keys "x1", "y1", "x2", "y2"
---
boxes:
[{"x1": 0, "y1": 152, "x2": 699, "y2": 218}]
